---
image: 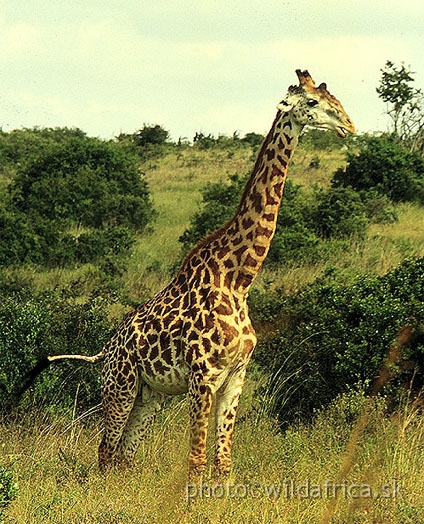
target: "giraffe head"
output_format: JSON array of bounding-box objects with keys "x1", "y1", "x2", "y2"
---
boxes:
[{"x1": 277, "y1": 69, "x2": 355, "y2": 138}]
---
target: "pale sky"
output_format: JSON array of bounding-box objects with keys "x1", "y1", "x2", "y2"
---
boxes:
[{"x1": 1, "y1": 0, "x2": 423, "y2": 141}]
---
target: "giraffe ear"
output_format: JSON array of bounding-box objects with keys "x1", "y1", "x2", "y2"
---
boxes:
[{"x1": 277, "y1": 99, "x2": 293, "y2": 112}]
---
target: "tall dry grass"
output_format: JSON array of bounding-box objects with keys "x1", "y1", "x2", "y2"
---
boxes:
[{"x1": 2, "y1": 387, "x2": 423, "y2": 523}]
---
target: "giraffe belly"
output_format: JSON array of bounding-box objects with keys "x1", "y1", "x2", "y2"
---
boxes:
[{"x1": 138, "y1": 356, "x2": 190, "y2": 395}]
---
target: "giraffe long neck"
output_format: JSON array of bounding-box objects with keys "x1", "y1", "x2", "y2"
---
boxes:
[{"x1": 215, "y1": 110, "x2": 302, "y2": 293}]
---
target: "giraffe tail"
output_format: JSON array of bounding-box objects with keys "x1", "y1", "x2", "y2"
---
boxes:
[
  {"x1": 9, "y1": 351, "x2": 105, "y2": 411},
  {"x1": 47, "y1": 351, "x2": 105, "y2": 364}
]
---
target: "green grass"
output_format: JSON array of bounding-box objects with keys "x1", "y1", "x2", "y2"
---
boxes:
[{"x1": 2, "y1": 390, "x2": 423, "y2": 523}]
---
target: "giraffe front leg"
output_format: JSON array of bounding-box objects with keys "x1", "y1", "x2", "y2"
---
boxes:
[
  {"x1": 188, "y1": 376, "x2": 215, "y2": 479},
  {"x1": 214, "y1": 365, "x2": 248, "y2": 477}
]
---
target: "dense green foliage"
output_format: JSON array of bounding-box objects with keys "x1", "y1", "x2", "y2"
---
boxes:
[
  {"x1": 0, "y1": 127, "x2": 157, "y2": 412},
  {"x1": 0, "y1": 128, "x2": 155, "y2": 267},
  {"x1": 252, "y1": 257, "x2": 424, "y2": 425},
  {"x1": 333, "y1": 136, "x2": 424, "y2": 204},
  {"x1": 0, "y1": 287, "x2": 112, "y2": 413},
  {"x1": 179, "y1": 174, "x2": 373, "y2": 265}
]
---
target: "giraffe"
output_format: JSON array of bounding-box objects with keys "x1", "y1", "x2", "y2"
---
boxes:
[{"x1": 42, "y1": 70, "x2": 354, "y2": 478}]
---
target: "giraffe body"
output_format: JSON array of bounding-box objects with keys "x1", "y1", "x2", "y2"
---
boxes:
[
  {"x1": 52, "y1": 70, "x2": 354, "y2": 477},
  {"x1": 99, "y1": 234, "x2": 257, "y2": 474}
]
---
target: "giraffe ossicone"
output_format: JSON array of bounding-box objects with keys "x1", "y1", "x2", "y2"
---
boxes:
[{"x1": 45, "y1": 69, "x2": 354, "y2": 478}]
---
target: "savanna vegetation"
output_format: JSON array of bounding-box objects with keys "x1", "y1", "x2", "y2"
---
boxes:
[{"x1": 0, "y1": 63, "x2": 423, "y2": 523}]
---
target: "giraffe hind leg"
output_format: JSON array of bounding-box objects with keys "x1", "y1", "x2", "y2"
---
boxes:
[
  {"x1": 98, "y1": 387, "x2": 137, "y2": 473},
  {"x1": 98, "y1": 378, "x2": 164, "y2": 473},
  {"x1": 98, "y1": 359, "x2": 140, "y2": 473},
  {"x1": 115, "y1": 384, "x2": 164, "y2": 467}
]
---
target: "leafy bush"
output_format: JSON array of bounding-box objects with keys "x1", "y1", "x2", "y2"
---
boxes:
[
  {"x1": 0, "y1": 127, "x2": 86, "y2": 169},
  {"x1": 307, "y1": 186, "x2": 369, "y2": 239},
  {"x1": 253, "y1": 257, "x2": 424, "y2": 426},
  {"x1": 0, "y1": 128, "x2": 155, "y2": 267},
  {"x1": 11, "y1": 135, "x2": 154, "y2": 229},
  {"x1": 180, "y1": 172, "x2": 371, "y2": 264},
  {"x1": 361, "y1": 190, "x2": 398, "y2": 224},
  {"x1": 0, "y1": 206, "x2": 41, "y2": 265},
  {"x1": 48, "y1": 227, "x2": 136, "y2": 267},
  {"x1": 333, "y1": 136, "x2": 424, "y2": 204},
  {"x1": 0, "y1": 290, "x2": 113, "y2": 413},
  {"x1": 193, "y1": 132, "x2": 223, "y2": 150}
]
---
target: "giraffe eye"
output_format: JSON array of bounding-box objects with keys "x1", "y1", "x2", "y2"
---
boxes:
[{"x1": 307, "y1": 99, "x2": 319, "y2": 107}]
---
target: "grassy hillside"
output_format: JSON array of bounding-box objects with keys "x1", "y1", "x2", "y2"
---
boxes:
[
  {"x1": 124, "y1": 143, "x2": 424, "y2": 301},
  {"x1": 7, "y1": 138, "x2": 423, "y2": 302}
]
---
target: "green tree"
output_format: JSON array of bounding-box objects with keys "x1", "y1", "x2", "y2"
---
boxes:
[
  {"x1": 241, "y1": 132, "x2": 264, "y2": 149},
  {"x1": 133, "y1": 124, "x2": 170, "y2": 147},
  {"x1": 0, "y1": 128, "x2": 155, "y2": 267},
  {"x1": 376, "y1": 61, "x2": 424, "y2": 151}
]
